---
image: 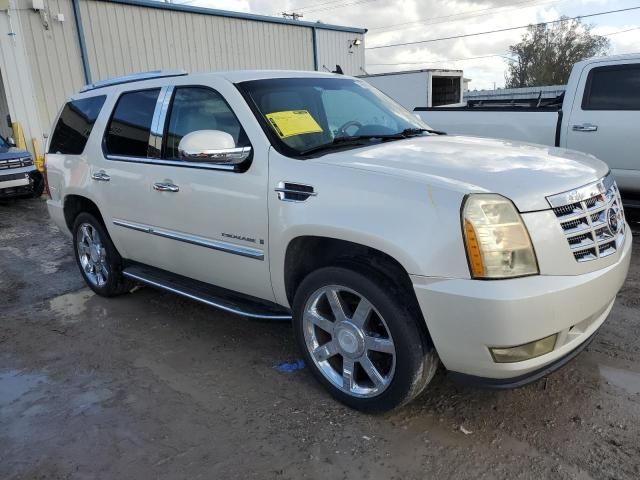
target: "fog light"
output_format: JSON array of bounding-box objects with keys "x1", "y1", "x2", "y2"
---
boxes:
[{"x1": 490, "y1": 334, "x2": 557, "y2": 363}]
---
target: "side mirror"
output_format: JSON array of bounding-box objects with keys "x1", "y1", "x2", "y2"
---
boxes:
[
  {"x1": 178, "y1": 130, "x2": 251, "y2": 165},
  {"x1": 7, "y1": 137, "x2": 16, "y2": 147}
]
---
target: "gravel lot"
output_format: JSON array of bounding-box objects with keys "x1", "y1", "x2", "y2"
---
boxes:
[{"x1": 1, "y1": 197, "x2": 640, "y2": 480}]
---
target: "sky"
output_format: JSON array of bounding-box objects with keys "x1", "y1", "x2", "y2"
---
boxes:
[{"x1": 169, "y1": 0, "x2": 640, "y2": 90}]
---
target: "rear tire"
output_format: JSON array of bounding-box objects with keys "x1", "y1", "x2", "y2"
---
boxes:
[
  {"x1": 72, "y1": 212, "x2": 133, "y2": 297},
  {"x1": 293, "y1": 266, "x2": 438, "y2": 413}
]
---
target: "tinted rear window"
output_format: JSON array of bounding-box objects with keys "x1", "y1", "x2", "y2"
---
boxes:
[
  {"x1": 583, "y1": 64, "x2": 640, "y2": 110},
  {"x1": 48, "y1": 95, "x2": 106, "y2": 154},
  {"x1": 105, "y1": 89, "x2": 160, "y2": 157}
]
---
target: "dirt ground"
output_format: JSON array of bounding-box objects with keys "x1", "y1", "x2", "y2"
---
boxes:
[{"x1": 1, "y1": 198, "x2": 640, "y2": 480}]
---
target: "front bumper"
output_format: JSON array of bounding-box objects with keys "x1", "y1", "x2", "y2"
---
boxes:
[
  {"x1": 412, "y1": 228, "x2": 632, "y2": 381},
  {"x1": 0, "y1": 167, "x2": 42, "y2": 198}
]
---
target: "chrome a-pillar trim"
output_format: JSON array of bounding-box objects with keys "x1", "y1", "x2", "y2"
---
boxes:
[
  {"x1": 148, "y1": 85, "x2": 174, "y2": 157},
  {"x1": 112, "y1": 219, "x2": 264, "y2": 260}
]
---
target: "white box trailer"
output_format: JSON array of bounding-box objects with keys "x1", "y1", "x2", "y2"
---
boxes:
[{"x1": 360, "y1": 69, "x2": 464, "y2": 110}]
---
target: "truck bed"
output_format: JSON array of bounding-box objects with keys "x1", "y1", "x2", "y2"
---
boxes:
[
  {"x1": 415, "y1": 93, "x2": 565, "y2": 146},
  {"x1": 416, "y1": 107, "x2": 562, "y2": 146}
]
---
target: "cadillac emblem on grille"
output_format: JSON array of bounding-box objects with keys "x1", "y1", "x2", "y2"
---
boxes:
[
  {"x1": 547, "y1": 174, "x2": 626, "y2": 263},
  {"x1": 607, "y1": 205, "x2": 622, "y2": 237}
]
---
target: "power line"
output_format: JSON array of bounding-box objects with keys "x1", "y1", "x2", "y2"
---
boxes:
[
  {"x1": 366, "y1": 5, "x2": 640, "y2": 50},
  {"x1": 270, "y1": 0, "x2": 377, "y2": 17},
  {"x1": 285, "y1": 0, "x2": 376, "y2": 14},
  {"x1": 365, "y1": 26, "x2": 639, "y2": 69},
  {"x1": 367, "y1": 53, "x2": 514, "y2": 66},
  {"x1": 298, "y1": 0, "x2": 379, "y2": 14},
  {"x1": 602, "y1": 26, "x2": 640, "y2": 36},
  {"x1": 368, "y1": 0, "x2": 559, "y2": 33},
  {"x1": 287, "y1": 0, "x2": 346, "y2": 11}
]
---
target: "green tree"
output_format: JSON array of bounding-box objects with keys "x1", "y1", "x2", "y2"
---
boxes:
[{"x1": 505, "y1": 18, "x2": 610, "y2": 88}]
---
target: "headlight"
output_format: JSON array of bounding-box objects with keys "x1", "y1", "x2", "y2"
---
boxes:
[{"x1": 462, "y1": 194, "x2": 538, "y2": 279}]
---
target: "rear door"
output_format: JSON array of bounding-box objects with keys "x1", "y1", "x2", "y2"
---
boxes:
[
  {"x1": 565, "y1": 61, "x2": 640, "y2": 192},
  {"x1": 96, "y1": 87, "x2": 163, "y2": 260}
]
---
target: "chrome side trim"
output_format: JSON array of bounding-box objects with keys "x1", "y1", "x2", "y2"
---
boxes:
[
  {"x1": 546, "y1": 172, "x2": 615, "y2": 208},
  {"x1": 112, "y1": 219, "x2": 264, "y2": 260},
  {"x1": 122, "y1": 271, "x2": 291, "y2": 320},
  {"x1": 105, "y1": 154, "x2": 236, "y2": 171}
]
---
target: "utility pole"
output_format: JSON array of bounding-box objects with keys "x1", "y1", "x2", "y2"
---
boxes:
[{"x1": 282, "y1": 12, "x2": 304, "y2": 20}]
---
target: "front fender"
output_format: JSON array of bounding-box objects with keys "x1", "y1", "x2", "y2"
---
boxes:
[{"x1": 268, "y1": 151, "x2": 470, "y2": 306}]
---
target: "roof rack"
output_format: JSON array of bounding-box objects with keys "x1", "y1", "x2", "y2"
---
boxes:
[{"x1": 80, "y1": 70, "x2": 188, "y2": 92}]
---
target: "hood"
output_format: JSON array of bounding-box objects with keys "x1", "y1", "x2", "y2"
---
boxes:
[
  {"x1": 314, "y1": 135, "x2": 609, "y2": 212},
  {"x1": 0, "y1": 148, "x2": 32, "y2": 161}
]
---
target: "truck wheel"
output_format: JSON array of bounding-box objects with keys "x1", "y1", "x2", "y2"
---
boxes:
[
  {"x1": 72, "y1": 212, "x2": 133, "y2": 297},
  {"x1": 31, "y1": 172, "x2": 44, "y2": 198},
  {"x1": 293, "y1": 266, "x2": 438, "y2": 413}
]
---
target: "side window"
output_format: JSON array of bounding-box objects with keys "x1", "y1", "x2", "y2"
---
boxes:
[
  {"x1": 48, "y1": 95, "x2": 106, "y2": 154},
  {"x1": 582, "y1": 64, "x2": 640, "y2": 111},
  {"x1": 105, "y1": 89, "x2": 160, "y2": 157},
  {"x1": 164, "y1": 87, "x2": 250, "y2": 160}
]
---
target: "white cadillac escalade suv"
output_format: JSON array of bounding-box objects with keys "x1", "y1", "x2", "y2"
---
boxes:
[{"x1": 45, "y1": 70, "x2": 631, "y2": 412}]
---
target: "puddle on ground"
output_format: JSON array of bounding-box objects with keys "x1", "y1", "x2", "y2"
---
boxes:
[
  {"x1": 48, "y1": 290, "x2": 94, "y2": 320},
  {"x1": 0, "y1": 370, "x2": 48, "y2": 406},
  {"x1": 599, "y1": 365, "x2": 640, "y2": 395}
]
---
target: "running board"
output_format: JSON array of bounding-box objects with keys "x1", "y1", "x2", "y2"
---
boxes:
[{"x1": 122, "y1": 263, "x2": 292, "y2": 320}]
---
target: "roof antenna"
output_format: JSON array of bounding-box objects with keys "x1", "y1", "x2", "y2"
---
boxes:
[{"x1": 332, "y1": 65, "x2": 344, "y2": 75}]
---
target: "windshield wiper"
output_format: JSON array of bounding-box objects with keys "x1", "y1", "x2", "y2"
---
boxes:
[
  {"x1": 298, "y1": 128, "x2": 441, "y2": 156},
  {"x1": 400, "y1": 128, "x2": 428, "y2": 136},
  {"x1": 299, "y1": 134, "x2": 402, "y2": 156},
  {"x1": 401, "y1": 127, "x2": 446, "y2": 136}
]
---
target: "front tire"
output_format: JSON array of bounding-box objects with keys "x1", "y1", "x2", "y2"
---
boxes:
[
  {"x1": 293, "y1": 266, "x2": 438, "y2": 413},
  {"x1": 72, "y1": 212, "x2": 132, "y2": 297}
]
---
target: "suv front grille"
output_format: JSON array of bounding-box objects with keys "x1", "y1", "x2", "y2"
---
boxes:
[
  {"x1": 0, "y1": 157, "x2": 33, "y2": 170},
  {"x1": 548, "y1": 174, "x2": 625, "y2": 263}
]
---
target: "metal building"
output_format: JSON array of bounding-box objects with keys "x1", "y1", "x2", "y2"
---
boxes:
[{"x1": 0, "y1": 0, "x2": 366, "y2": 158}]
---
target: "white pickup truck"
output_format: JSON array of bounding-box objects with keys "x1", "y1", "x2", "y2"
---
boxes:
[
  {"x1": 416, "y1": 54, "x2": 640, "y2": 206},
  {"x1": 46, "y1": 70, "x2": 631, "y2": 412}
]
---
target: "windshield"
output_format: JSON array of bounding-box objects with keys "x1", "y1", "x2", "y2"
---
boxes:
[
  {"x1": 0, "y1": 136, "x2": 8, "y2": 153},
  {"x1": 238, "y1": 77, "x2": 433, "y2": 156}
]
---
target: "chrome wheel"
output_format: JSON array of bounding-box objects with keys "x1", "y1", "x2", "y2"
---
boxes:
[
  {"x1": 303, "y1": 285, "x2": 396, "y2": 398},
  {"x1": 76, "y1": 222, "x2": 109, "y2": 287}
]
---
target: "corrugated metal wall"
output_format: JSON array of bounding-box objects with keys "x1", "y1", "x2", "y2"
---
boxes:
[
  {"x1": 79, "y1": 0, "x2": 314, "y2": 81},
  {"x1": 0, "y1": 72, "x2": 11, "y2": 139},
  {"x1": 2, "y1": 0, "x2": 365, "y2": 152},
  {"x1": 315, "y1": 29, "x2": 364, "y2": 76},
  {"x1": 14, "y1": 0, "x2": 86, "y2": 135}
]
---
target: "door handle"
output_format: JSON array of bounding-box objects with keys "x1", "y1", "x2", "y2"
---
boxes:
[
  {"x1": 91, "y1": 171, "x2": 111, "y2": 182},
  {"x1": 572, "y1": 123, "x2": 598, "y2": 132},
  {"x1": 153, "y1": 182, "x2": 180, "y2": 192}
]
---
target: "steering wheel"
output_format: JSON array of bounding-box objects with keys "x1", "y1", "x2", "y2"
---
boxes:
[{"x1": 336, "y1": 120, "x2": 363, "y2": 137}]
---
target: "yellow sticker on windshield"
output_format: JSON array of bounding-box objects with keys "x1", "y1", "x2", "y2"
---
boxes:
[{"x1": 265, "y1": 110, "x2": 323, "y2": 138}]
